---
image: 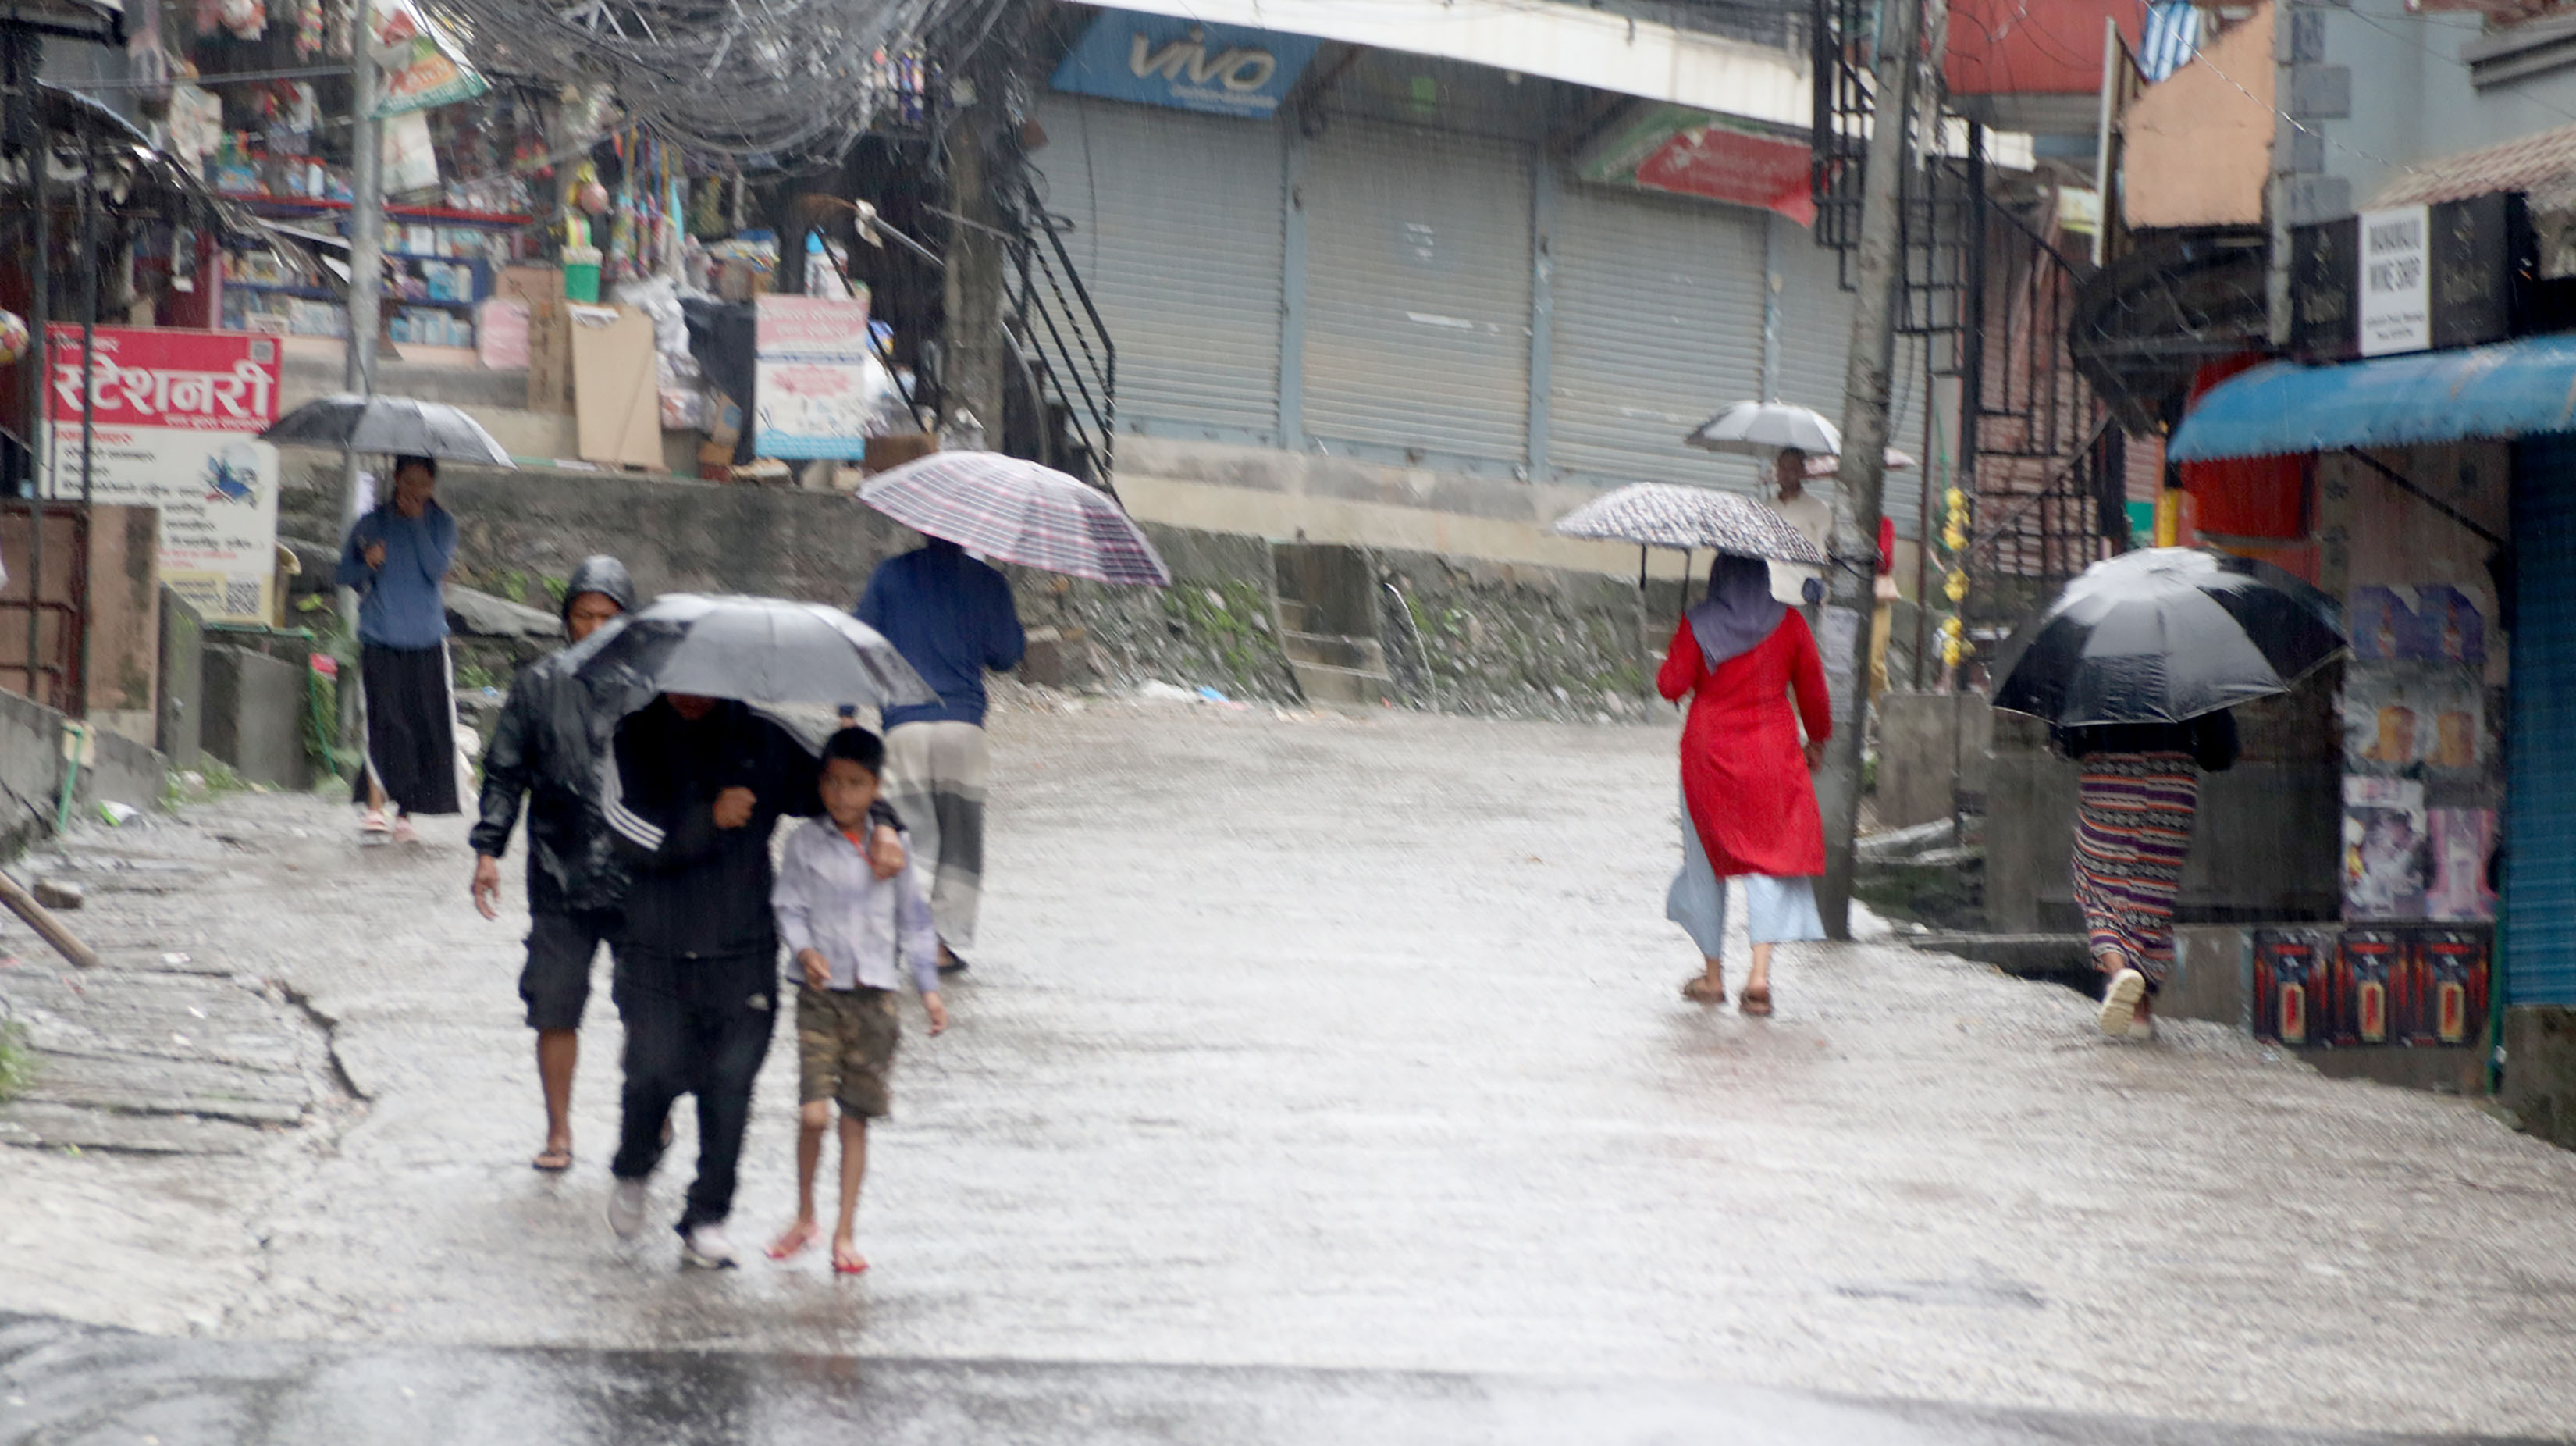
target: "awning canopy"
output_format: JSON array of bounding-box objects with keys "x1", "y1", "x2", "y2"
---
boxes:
[{"x1": 2165, "y1": 333, "x2": 2576, "y2": 462}]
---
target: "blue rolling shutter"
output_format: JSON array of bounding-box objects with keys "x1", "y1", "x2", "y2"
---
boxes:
[{"x1": 2509, "y1": 435, "x2": 2576, "y2": 1004}]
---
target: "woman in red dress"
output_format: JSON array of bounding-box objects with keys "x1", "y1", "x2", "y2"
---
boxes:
[{"x1": 1657, "y1": 553, "x2": 1833, "y2": 1015}]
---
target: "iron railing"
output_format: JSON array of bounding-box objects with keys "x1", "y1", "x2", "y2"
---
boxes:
[{"x1": 1002, "y1": 177, "x2": 1116, "y2": 491}]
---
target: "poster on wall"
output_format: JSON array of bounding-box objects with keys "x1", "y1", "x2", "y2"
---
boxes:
[
  {"x1": 2340, "y1": 664, "x2": 2485, "y2": 775},
  {"x1": 2425, "y1": 807, "x2": 2499, "y2": 922},
  {"x1": 751, "y1": 295, "x2": 890, "y2": 460},
  {"x1": 2343, "y1": 776, "x2": 2428, "y2": 921},
  {"x1": 2350, "y1": 584, "x2": 2486, "y2": 666},
  {"x1": 42, "y1": 326, "x2": 283, "y2": 625}
]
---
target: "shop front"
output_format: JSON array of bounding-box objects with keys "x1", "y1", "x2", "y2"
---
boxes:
[{"x1": 1027, "y1": 9, "x2": 1934, "y2": 547}]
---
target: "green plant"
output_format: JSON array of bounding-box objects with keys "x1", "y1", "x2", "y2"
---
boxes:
[
  {"x1": 456, "y1": 661, "x2": 500, "y2": 693},
  {"x1": 539, "y1": 575, "x2": 571, "y2": 612},
  {"x1": 0, "y1": 1021, "x2": 37, "y2": 1103}
]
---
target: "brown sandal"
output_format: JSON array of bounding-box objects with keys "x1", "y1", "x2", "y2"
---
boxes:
[
  {"x1": 1737, "y1": 985, "x2": 1774, "y2": 1017},
  {"x1": 1681, "y1": 972, "x2": 1727, "y2": 1004}
]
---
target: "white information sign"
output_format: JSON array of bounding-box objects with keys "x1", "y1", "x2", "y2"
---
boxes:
[
  {"x1": 2359, "y1": 204, "x2": 2432, "y2": 358},
  {"x1": 43, "y1": 326, "x2": 284, "y2": 625}
]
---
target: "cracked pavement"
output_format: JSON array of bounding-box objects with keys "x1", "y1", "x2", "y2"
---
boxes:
[{"x1": 2, "y1": 696, "x2": 2574, "y2": 1441}]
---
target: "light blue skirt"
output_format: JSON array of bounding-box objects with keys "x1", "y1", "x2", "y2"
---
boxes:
[{"x1": 1667, "y1": 787, "x2": 1826, "y2": 958}]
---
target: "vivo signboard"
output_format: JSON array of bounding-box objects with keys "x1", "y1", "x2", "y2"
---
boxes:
[{"x1": 1051, "y1": 9, "x2": 1320, "y2": 119}]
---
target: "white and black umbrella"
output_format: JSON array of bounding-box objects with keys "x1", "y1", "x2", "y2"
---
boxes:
[
  {"x1": 261, "y1": 393, "x2": 515, "y2": 468},
  {"x1": 564, "y1": 593, "x2": 935, "y2": 711},
  {"x1": 1551, "y1": 482, "x2": 1827, "y2": 564},
  {"x1": 858, "y1": 451, "x2": 1170, "y2": 587},
  {"x1": 1685, "y1": 401, "x2": 1841, "y2": 458}
]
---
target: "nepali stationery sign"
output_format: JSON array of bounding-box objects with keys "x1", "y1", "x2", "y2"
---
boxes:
[
  {"x1": 1050, "y1": 9, "x2": 1319, "y2": 119},
  {"x1": 43, "y1": 326, "x2": 283, "y2": 626},
  {"x1": 1574, "y1": 104, "x2": 1817, "y2": 225},
  {"x1": 753, "y1": 296, "x2": 879, "y2": 461}
]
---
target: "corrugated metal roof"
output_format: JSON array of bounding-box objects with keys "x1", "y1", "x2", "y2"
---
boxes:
[{"x1": 2167, "y1": 333, "x2": 2576, "y2": 461}]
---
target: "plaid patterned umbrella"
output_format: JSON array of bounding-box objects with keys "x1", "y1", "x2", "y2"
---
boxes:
[
  {"x1": 857, "y1": 451, "x2": 1172, "y2": 587},
  {"x1": 1550, "y1": 483, "x2": 1828, "y2": 564}
]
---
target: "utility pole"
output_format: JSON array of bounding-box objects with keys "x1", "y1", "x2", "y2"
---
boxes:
[
  {"x1": 1816, "y1": 0, "x2": 1927, "y2": 939},
  {"x1": 336, "y1": 4, "x2": 382, "y2": 750},
  {"x1": 11, "y1": 27, "x2": 50, "y2": 709}
]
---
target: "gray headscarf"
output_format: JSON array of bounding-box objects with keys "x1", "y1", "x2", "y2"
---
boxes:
[{"x1": 1685, "y1": 552, "x2": 1788, "y2": 668}]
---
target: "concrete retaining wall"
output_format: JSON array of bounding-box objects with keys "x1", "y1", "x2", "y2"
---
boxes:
[
  {"x1": 0, "y1": 685, "x2": 164, "y2": 859},
  {"x1": 1877, "y1": 693, "x2": 1992, "y2": 829},
  {"x1": 278, "y1": 463, "x2": 1687, "y2": 722},
  {"x1": 2502, "y1": 1007, "x2": 2576, "y2": 1150}
]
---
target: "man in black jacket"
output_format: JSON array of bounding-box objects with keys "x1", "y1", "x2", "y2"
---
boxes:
[
  {"x1": 601, "y1": 693, "x2": 902, "y2": 1268},
  {"x1": 470, "y1": 555, "x2": 644, "y2": 1174}
]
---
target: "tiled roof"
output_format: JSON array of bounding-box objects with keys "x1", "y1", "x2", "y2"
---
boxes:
[{"x1": 2372, "y1": 119, "x2": 2576, "y2": 212}]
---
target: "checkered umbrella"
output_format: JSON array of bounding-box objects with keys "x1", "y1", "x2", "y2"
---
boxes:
[
  {"x1": 857, "y1": 452, "x2": 1172, "y2": 587},
  {"x1": 1550, "y1": 483, "x2": 1828, "y2": 564}
]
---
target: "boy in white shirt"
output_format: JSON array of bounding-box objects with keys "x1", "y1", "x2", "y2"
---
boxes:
[{"x1": 767, "y1": 727, "x2": 948, "y2": 1275}]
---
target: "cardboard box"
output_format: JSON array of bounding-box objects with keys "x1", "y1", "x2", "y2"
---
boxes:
[
  {"x1": 863, "y1": 432, "x2": 938, "y2": 475},
  {"x1": 568, "y1": 303, "x2": 663, "y2": 470},
  {"x1": 506, "y1": 266, "x2": 571, "y2": 415},
  {"x1": 718, "y1": 258, "x2": 775, "y2": 303}
]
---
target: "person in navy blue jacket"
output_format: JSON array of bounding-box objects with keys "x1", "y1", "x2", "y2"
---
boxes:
[
  {"x1": 852, "y1": 536, "x2": 1025, "y2": 971},
  {"x1": 335, "y1": 455, "x2": 460, "y2": 843}
]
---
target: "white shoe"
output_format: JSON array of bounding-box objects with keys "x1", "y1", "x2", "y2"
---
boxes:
[
  {"x1": 2097, "y1": 968, "x2": 2147, "y2": 1038},
  {"x1": 607, "y1": 1178, "x2": 649, "y2": 1240},
  {"x1": 681, "y1": 1223, "x2": 739, "y2": 1270}
]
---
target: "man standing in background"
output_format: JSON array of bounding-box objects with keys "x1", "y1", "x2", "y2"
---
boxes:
[
  {"x1": 1764, "y1": 447, "x2": 1833, "y2": 611},
  {"x1": 854, "y1": 535, "x2": 1026, "y2": 973}
]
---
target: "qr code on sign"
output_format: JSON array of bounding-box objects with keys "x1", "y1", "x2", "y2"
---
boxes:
[{"x1": 223, "y1": 581, "x2": 262, "y2": 618}]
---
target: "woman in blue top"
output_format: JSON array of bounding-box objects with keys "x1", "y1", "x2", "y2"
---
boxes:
[{"x1": 336, "y1": 455, "x2": 461, "y2": 842}]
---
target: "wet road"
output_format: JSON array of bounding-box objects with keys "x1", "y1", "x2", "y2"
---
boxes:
[
  {"x1": 0, "y1": 1312, "x2": 2547, "y2": 1446},
  {"x1": 5, "y1": 694, "x2": 2576, "y2": 1441}
]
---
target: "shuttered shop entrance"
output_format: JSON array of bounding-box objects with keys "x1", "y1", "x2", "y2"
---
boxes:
[
  {"x1": 2510, "y1": 436, "x2": 2576, "y2": 1006},
  {"x1": 1301, "y1": 118, "x2": 1533, "y2": 472},
  {"x1": 1029, "y1": 94, "x2": 1286, "y2": 444},
  {"x1": 1546, "y1": 184, "x2": 1764, "y2": 489}
]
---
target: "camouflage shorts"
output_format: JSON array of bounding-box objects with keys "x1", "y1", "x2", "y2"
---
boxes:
[{"x1": 795, "y1": 984, "x2": 899, "y2": 1117}]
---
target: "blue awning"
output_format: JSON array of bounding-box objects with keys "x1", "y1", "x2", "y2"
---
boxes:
[{"x1": 2166, "y1": 333, "x2": 2576, "y2": 462}]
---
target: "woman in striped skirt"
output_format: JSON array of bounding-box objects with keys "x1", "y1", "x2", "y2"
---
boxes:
[{"x1": 2054, "y1": 711, "x2": 2240, "y2": 1040}]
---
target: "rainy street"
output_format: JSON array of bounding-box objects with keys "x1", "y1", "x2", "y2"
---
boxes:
[{"x1": 4, "y1": 697, "x2": 2574, "y2": 1444}]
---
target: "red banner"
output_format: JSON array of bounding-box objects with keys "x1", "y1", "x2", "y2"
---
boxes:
[{"x1": 44, "y1": 326, "x2": 281, "y2": 434}]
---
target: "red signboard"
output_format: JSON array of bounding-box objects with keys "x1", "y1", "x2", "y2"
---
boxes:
[
  {"x1": 43, "y1": 325, "x2": 281, "y2": 433},
  {"x1": 1574, "y1": 104, "x2": 1816, "y2": 223}
]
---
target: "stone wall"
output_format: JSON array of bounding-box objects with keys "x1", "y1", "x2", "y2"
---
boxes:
[{"x1": 278, "y1": 464, "x2": 1688, "y2": 721}]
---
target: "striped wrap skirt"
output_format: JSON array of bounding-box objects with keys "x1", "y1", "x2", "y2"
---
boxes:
[{"x1": 2069, "y1": 751, "x2": 2199, "y2": 988}]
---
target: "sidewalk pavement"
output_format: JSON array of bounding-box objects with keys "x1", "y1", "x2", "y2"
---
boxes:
[{"x1": 2, "y1": 696, "x2": 2572, "y2": 1440}]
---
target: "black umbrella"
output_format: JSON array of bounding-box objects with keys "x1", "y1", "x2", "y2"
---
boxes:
[
  {"x1": 1992, "y1": 547, "x2": 2347, "y2": 727},
  {"x1": 260, "y1": 393, "x2": 516, "y2": 467},
  {"x1": 564, "y1": 594, "x2": 936, "y2": 711}
]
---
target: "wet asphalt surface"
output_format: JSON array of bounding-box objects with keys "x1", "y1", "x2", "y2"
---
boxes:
[
  {"x1": 4, "y1": 695, "x2": 2575, "y2": 1442},
  {"x1": 0, "y1": 1310, "x2": 2551, "y2": 1446}
]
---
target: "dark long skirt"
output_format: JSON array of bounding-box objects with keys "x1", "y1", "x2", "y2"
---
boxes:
[{"x1": 354, "y1": 642, "x2": 460, "y2": 815}]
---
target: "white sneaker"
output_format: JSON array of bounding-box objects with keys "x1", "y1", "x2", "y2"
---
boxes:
[
  {"x1": 2097, "y1": 968, "x2": 2147, "y2": 1038},
  {"x1": 681, "y1": 1223, "x2": 739, "y2": 1270},
  {"x1": 607, "y1": 1177, "x2": 649, "y2": 1240}
]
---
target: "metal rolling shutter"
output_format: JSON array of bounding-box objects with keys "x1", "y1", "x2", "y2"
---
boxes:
[
  {"x1": 2510, "y1": 435, "x2": 2576, "y2": 1005},
  {"x1": 1774, "y1": 233, "x2": 1933, "y2": 542},
  {"x1": 1301, "y1": 117, "x2": 1533, "y2": 470},
  {"x1": 1547, "y1": 183, "x2": 1764, "y2": 490},
  {"x1": 1029, "y1": 94, "x2": 1286, "y2": 443}
]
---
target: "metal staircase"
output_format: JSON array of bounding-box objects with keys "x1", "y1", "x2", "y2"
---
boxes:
[
  {"x1": 999, "y1": 175, "x2": 1117, "y2": 491},
  {"x1": 1810, "y1": 0, "x2": 2132, "y2": 647}
]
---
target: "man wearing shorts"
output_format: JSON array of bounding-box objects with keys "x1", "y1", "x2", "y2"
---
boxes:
[{"x1": 471, "y1": 556, "x2": 643, "y2": 1173}]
